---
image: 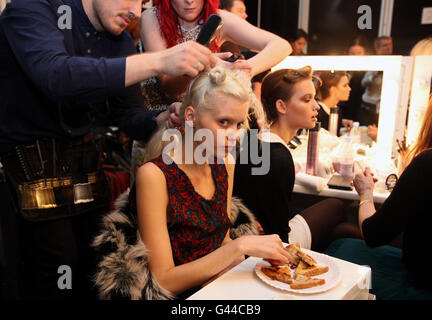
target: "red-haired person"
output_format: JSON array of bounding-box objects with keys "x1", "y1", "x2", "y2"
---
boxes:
[{"x1": 140, "y1": 0, "x2": 290, "y2": 105}]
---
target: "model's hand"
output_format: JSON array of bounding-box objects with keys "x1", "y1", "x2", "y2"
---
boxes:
[
  {"x1": 236, "y1": 234, "x2": 291, "y2": 264},
  {"x1": 158, "y1": 41, "x2": 216, "y2": 77},
  {"x1": 353, "y1": 167, "x2": 375, "y2": 197}
]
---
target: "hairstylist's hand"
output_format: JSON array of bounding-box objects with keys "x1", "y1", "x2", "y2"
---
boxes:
[
  {"x1": 155, "y1": 102, "x2": 182, "y2": 129},
  {"x1": 158, "y1": 41, "x2": 216, "y2": 77},
  {"x1": 213, "y1": 52, "x2": 233, "y2": 62},
  {"x1": 231, "y1": 59, "x2": 253, "y2": 77},
  {"x1": 167, "y1": 102, "x2": 182, "y2": 128},
  {"x1": 236, "y1": 234, "x2": 291, "y2": 264},
  {"x1": 214, "y1": 53, "x2": 252, "y2": 76},
  {"x1": 353, "y1": 167, "x2": 375, "y2": 198}
]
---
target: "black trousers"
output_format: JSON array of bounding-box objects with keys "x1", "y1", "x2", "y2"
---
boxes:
[
  {"x1": 18, "y1": 207, "x2": 107, "y2": 300},
  {"x1": 0, "y1": 174, "x2": 107, "y2": 301}
]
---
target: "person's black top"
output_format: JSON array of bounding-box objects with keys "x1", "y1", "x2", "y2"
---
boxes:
[
  {"x1": 362, "y1": 149, "x2": 432, "y2": 286},
  {"x1": 0, "y1": 0, "x2": 160, "y2": 155},
  {"x1": 317, "y1": 107, "x2": 330, "y2": 130},
  {"x1": 233, "y1": 132, "x2": 295, "y2": 242},
  {"x1": 338, "y1": 71, "x2": 365, "y2": 122}
]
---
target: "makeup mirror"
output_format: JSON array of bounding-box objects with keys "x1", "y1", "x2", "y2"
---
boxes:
[{"x1": 272, "y1": 55, "x2": 413, "y2": 160}]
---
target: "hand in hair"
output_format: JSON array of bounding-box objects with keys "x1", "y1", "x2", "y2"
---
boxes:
[
  {"x1": 158, "y1": 41, "x2": 217, "y2": 77},
  {"x1": 214, "y1": 53, "x2": 251, "y2": 76},
  {"x1": 231, "y1": 59, "x2": 253, "y2": 77},
  {"x1": 168, "y1": 102, "x2": 182, "y2": 128},
  {"x1": 213, "y1": 51, "x2": 234, "y2": 62},
  {"x1": 154, "y1": 102, "x2": 182, "y2": 130}
]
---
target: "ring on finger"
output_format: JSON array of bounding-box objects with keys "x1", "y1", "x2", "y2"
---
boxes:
[{"x1": 193, "y1": 62, "x2": 203, "y2": 71}]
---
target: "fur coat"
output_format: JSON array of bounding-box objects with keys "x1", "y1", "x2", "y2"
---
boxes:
[{"x1": 92, "y1": 190, "x2": 259, "y2": 300}]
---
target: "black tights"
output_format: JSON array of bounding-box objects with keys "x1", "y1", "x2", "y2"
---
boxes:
[{"x1": 299, "y1": 199, "x2": 362, "y2": 252}]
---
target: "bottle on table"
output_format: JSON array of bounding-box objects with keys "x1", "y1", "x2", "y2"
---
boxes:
[
  {"x1": 350, "y1": 121, "x2": 361, "y2": 144},
  {"x1": 328, "y1": 107, "x2": 339, "y2": 136},
  {"x1": 339, "y1": 136, "x2": 355, "y2": 177},
  {"x1": 306, "y1": 122, "x2": 321, "y2": 176}
]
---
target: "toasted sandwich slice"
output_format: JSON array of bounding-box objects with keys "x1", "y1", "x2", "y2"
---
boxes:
[
  {"x1": 261, "y1": 266, "x2": 293, "y2": 284},
  {"x1": 296, "y1": 249, "x2": 317, "y2": 266},
  {"x1": 284, "y1": 244, "x2": 317, "y2": 266},
  {"x1": 295, "y1": 260, "x2": 329, "y2": 277},
  {"x1": 284, "y1": 244, "x2": 301, "y2": 265},
  {"x1": 290, "y1": 274, "x2": 325, "y2": 289}
]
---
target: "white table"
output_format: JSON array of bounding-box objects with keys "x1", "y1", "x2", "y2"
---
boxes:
[
  {"x1": 293, "y1": 183, "x2": 389, "y2": 204},
  {"x1": 187, "y1": 254, "x2": 371, "y2": 300}
]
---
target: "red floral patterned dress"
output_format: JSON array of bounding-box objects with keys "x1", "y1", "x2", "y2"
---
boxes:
[{"x1": 143, "y1": 155, "x2": 231, "y2": 266}]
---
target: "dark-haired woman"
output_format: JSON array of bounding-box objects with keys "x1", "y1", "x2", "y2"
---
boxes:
[
  {"x1": 233, "y1": 67, "x2": 361, "y2": 252},
  {"x1": 316, "y1": 71, "x2": 353, "y2": 135}
]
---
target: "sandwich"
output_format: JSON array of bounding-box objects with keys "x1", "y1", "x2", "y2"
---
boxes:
[
  {"x1": 261, "y1": 244, "x2": 329, "y2": 290},
  {"x1": 290, "y1": 274, "x2": 326, "y2": 290},
  {"x1": 261, "y1": 266, "x2": 292, "y2": 284},
  {"x1": 284, "y1": 243, "x2": 317, "y2": 266},
  {"x1": 295, "y1": 260, "x2": 329, "y2": 277}
]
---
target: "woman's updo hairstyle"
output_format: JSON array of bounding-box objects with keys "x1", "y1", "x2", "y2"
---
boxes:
[
  {"x1": 179, "y1": 65, "x2": 264, "y2": 126},
  {"x1": 144, "y1": 65, "x2": 265, "y2": 162},
  {"x1": 261, "y1": 66, "x2": 313, "y2": 123}
]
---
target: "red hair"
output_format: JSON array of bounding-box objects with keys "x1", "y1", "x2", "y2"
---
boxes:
[{"x1": 154, "y1": 0, "x2": 220, "y2": 52}]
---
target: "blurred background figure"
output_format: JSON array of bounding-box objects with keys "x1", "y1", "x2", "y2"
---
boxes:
[
  {"x1": 220, "y1": 0, "x2": 247, "y2": 20},
  {"x1": 125, "y1": 0, "x2": 152, "y2": 51},
  {"x1": 339, "y1": 36, "x2": 370, "y2": 123},
  {"x1": 288, "y1": 28, "x2": 308, "y2": 56},
  {"x1": 357, "y1": 36, "x2": 393, "y2": 136},
  {"x1": 346, "y1": 35, "x2": 370, "y2": 56},
  {"x1": 374, "y1": 36, "x2": 393, "y2": 55},
  {"x1": 360, "y1": 70, "x2": 382, "y2": 130},
  {"x1": 219, "y1": 0, "x2": 247, "y2": 55},
  {"x1": 219, "y1": 0, "x2": 270, "y2": 107}
]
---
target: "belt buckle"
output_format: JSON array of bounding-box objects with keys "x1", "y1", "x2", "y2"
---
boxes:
[{"x1": 73, "y1": 182, "x2": 94, "y2": 204}]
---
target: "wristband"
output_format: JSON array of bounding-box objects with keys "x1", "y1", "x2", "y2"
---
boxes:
[{"x1": 359, "y1": 199, "x2": 372, "y2": 207}]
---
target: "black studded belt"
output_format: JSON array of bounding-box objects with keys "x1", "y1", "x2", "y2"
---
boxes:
[{"x1": 1, "y1": 137, "x2": 109, "y2": 220}]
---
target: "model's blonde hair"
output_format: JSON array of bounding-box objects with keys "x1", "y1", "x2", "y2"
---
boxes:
[
  {"x1": 410, "y1": 37, "x2": 432, "y2": 56},
  {"x1": 144, "y1": 65, "x2": 265, "y2": 162},
  {"x1": 405, "y1": 95, "x2": 432, "y2": 166},
  {"x1": 403, "y1": 38, "x2": 432, "y2": 167}
]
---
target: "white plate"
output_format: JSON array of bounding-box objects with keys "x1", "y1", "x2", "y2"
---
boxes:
[{"x1": 255, "y1": 249, "x2": 342, "y2": 294}]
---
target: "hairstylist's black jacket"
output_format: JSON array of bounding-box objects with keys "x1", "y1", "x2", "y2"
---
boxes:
[{"x1": 0, "y1": 0, "x2": 160, "y2": 155}]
